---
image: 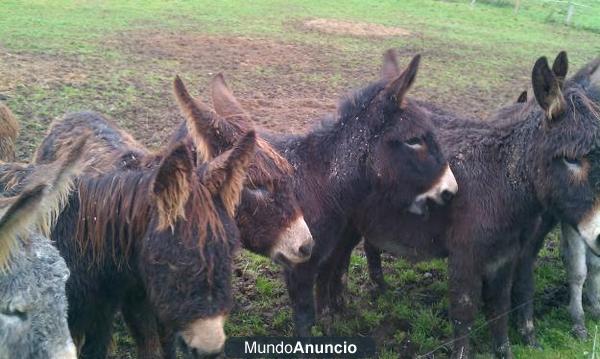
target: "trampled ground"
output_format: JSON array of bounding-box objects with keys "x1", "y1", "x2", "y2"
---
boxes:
[{"x1": 1, "y1": 0, "x2": 600, "y2": 357}]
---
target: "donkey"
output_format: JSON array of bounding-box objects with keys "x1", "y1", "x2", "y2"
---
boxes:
[
  {"x1": 35, "y1": 111, "x2": 256, "y2": 358},
  {"x1": 0, "y1": 104, "x2": 19, "y2": 161},
  {"x1": 203, "y1": 52, "x2": 458, "y2": 336},
  {"x1": 323, "y1": 52, "x2": 600, "y2": 358},
  {"x1": 500, "y1": 57, "x2": 600, "y2": 343},
  {"x1": 0, "y1": 136, "x2": 86, "y2": 359},
  {"x1": 170, "y1": 76, "x2": 314, "y2": 267}
]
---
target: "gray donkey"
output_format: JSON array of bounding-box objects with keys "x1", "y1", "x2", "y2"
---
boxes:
[{"x1": 0, "y1": 116, "x2": 85, "y2": 358}]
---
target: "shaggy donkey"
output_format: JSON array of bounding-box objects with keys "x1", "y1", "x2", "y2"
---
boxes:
[
  {"x1": 171, "y1": 76, "x2": 314, "y2": 267},
  {"x1": 205, "y1": 52, "x2": 458, "y2": 336},
  {"x1": 326, "y1": 52, "x2": 600, "y2": 358},
  {"x1": 500, "y1": 57, "x2": 600, "y2": 343},
  {"x1": 0, "y1": 136, "x2": 86, "y2": 359},
  {"x1": 35, "y1": 111, "x2": 256, "y2": 358},
  {"x1": 0, "y1": 103, "x2": 19, "y2": 161}
]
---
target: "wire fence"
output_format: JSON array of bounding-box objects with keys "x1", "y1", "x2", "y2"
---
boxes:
[{"x1": 466, "y1": 0, "x2": 600, "y2": 33}]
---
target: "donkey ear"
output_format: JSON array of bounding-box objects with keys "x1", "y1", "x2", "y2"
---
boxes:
[
  {"x1": 384, "y1": 54, "x2": 420, "y2": 108},
  {"x1": 0, "y1": 184, "x2": 47, "y2": 270},
  {"x1": 174, "y1": 75, "x2": 229, "y2": 161},
  {"x1": 552, "y1": 51, "x2": 568, "y2": 85},
  {"x1": 152, "y1": 143, "x2": 194, "y2": 231},
  {"x1": 381, "y1": 49, "x2": 400, "y2": 80},
  {"x1": 532, "y1": 56, "x2": 565, "y2": 121},
  {"x1": 516, "y1": 90, "x2": 528, "y2": 103},
  {"x1": 201, "y1": 130, "x2": 256, "y2": 217},
  {"x1": 211, "y1": 74, "x2": 248, "y2": 119}
]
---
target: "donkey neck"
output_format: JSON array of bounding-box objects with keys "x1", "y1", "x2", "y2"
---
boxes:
[
  {"x1": 434, "y1": 107, "x2": 543, "y2": 216},
  {"x1": 266, "y1": 115, "x2": 370, "y2": 231}
]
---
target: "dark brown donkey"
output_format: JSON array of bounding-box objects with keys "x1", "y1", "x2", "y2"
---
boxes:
[
  {"x1": 325, "y1": 52, "x2": 600, "y2": 358},
  {"x1": 200, "y1": 52, "x2": 458, "y2": 336},
  {"x1": 34, "y1": 111, "x2": 256, "y2": 358},
  {"x1": 170, "y1": 76, "x2": 314, "y2": 267}
]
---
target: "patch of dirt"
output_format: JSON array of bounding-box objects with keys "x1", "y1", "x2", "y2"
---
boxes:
[
  {"x1": 0, "y1": 50, "x2": 88, "y2": 93},
  {"x1": 109, "y1": 30, "x2": 363, "y2": 134},
  {"x1": 303, "y1": 18, "x2": 411, "y2": 38}
]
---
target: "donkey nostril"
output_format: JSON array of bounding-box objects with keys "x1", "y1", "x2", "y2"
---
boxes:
[
  {"x1": 441, "y1": 190, "x2": 454, "y2": 203},
  {"x1": 299, "y1": 242, "x2": 313, "y2": 258}
]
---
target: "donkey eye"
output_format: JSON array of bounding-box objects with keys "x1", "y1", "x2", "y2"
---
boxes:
[
  {"x1": 563, "y1": 157, "x2": 581, "y2": 167},
  {"x1": 1, "y1": 308, "x2": 27, "y2": 321},
  {"x1": 404, "y1": 137, "x2": 423, "y2": 150}
]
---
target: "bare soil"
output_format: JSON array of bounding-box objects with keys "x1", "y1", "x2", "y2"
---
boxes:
[{"x1": 303, "y1": 18, "x2": 411, "y2": 38}]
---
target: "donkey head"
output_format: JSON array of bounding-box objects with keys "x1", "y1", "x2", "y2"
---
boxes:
[
  {"x1": 173, "y1": 75, "x2": 314, "y2": 267},
  {"x1": 139, "y1": 131, "x2": 255, "y2": 356},
  {"x1": 0, "y1": 139, "x2": 84, "y2": 359},
  {"x1": 528, "y1": 52, "x2": 600, "y2": 253},
  {"x1": 366, "y1": 50, "x2": 457, "y2": 214}
]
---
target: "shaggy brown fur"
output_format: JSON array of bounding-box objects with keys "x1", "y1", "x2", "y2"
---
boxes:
[
  {"x1": 0, "y1": 104, "x2": 18, "y2": 162},
  {"x1": 0, "y1": 136, "x2": 86, "y2": 270},
  {"x1": 35, "y1": 111, "x2": 255, "y2": 358},
  {"x1": 171, "y1": 76, "x2": 309, "y2": 267}
]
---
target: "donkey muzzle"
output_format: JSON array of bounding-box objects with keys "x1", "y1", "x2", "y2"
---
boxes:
[
  {"x1": 271, "y1": 216, "x2": 314, "y2": 265},
  {"x1": 180, "y1": 315, "x2": 226, "y2": 357},
  {"x1": 53, "y1": 340, "x2": 77, "y2": 359},
  {"x1": 408, "y1": 164, "x2": 458, "y2": 215}
]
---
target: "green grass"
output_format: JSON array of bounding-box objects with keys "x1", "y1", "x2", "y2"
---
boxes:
[{"x1": 1, "y1": 1, "x2": 600, "y2": 358}]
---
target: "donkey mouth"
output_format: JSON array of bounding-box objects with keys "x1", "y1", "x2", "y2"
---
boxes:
[{"x1": 408, "y1": 165, "x2": 458, "y2": 215}]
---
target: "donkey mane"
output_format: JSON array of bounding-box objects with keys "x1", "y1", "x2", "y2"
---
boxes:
[
  {"x1": 306, "y1": 80, "x2": 388, "y2": 139},
  {"x1": 75, "y1": 156, "x2": 225, "y2": 267},
  {"x1": 510, "y1": 85, "x2": 600, "y2": 159}
]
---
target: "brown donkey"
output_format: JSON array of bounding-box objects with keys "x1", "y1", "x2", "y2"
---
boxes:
[
  {"x1": 35, "y1": 111, "x2": 256, "y2": 358},
  {"x1": 171, "y1": 76, "x2": 314, "y2": 267},
  {"x1": 194, "y1": 51, "x2": 458, "y2": 336},
  {"x1": 326, "y1": 52, "x2": 600, "y2": 358}
]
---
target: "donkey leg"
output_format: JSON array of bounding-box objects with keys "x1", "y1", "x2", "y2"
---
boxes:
[
  {"x1": 121, "y1": 292, "x2": 162, "y2": 358},
  {"x1": 158, "y1": 325, "x2": 177, "y2": 359},
  {"x1": 448, "y1": 250, "x2": 481, "y2": 359},
  {"x1": 365, "y1": 241, "x2": 387, "y2": 293},
  {"x1": 562, "y1": 223, "x2": 588, "y2": 339},
  {"x1": 585, "y1": 248, "x2": 600, "y2": 319},
  {"x1": 512, "y1": 254, "x2": 539, "y2": 348},
  {"x1": 316, "y1": 226, "x2": 361, "y2": 315},
  {"x1": 72, "y1": 300, "x2": 117, "y2": 359},
  {"x1": 315, "y1": 247, "x2": 351, "y2": 316},
  {"x1": 286, "y1": 262, "x2": 318, "y2": 336},
  {"x1": 483, "y1": 261, "x2": 516, "y2": 359},
  {"x1": 511, "y1": 216, "x2": 552, "y2": 349}
]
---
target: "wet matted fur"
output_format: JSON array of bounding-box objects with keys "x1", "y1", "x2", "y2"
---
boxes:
[
  {"x1": 0, "y1": 136, "x2": 85, "y2": 359},
  {"x1": 202, "y1": 50, "x2": 455, "y2": 337},
  {"x1": 35, "y1": 111, "x2": 255, "y2": 358},
  {"x1": 327, "y1": 53, "x2": 600, "y2": 358},
  {"x1": 170, "y1": 75, "x2": 313, "y2": 266}
]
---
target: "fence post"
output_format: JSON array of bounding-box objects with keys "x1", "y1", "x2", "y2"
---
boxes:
[{"x1": 566, "y1": 1, "x2": 575, "y2": 25}]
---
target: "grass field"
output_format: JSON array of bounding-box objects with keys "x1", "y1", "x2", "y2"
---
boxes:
[{"x1": 1, "y1": 0, "x2": 600, "y2": 358}]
